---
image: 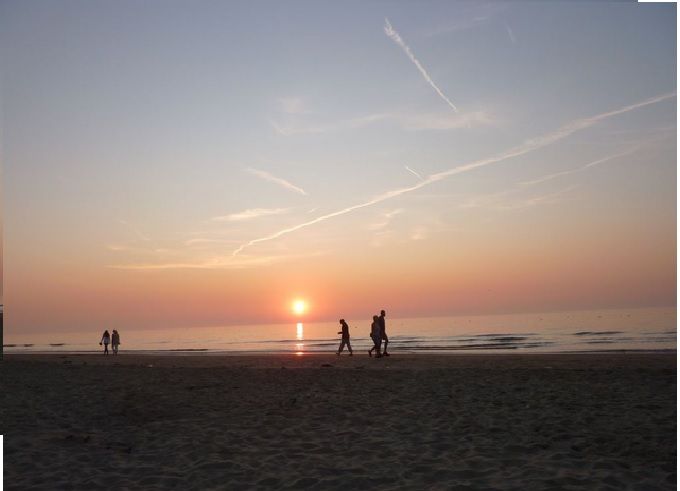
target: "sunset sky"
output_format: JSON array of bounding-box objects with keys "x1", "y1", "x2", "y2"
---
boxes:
[{"x1": 2, "y1": 1, "x2": 676, "y2": 333}]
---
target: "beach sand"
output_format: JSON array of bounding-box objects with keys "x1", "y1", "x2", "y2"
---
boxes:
[{"x1": 1, "y1": 353, "x2": 676, "y2": 490}]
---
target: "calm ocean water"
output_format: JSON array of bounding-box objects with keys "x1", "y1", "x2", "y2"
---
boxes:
[{"x1": 4, "y1": 307, "x2": 676, "y2": 355}]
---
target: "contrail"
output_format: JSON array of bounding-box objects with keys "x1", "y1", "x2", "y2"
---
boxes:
[
  {"x1": 247, "y1": 168, "x2": 307, "y2": 195},
  {"x1": 118, "y1": 220, "x2": 150, "y2": 241},
  {"x1": 405, "y1": 165, "x2": 424, "y2": 180},
  {"x1": 519, "y1": 147, "x2": 640, "y2": 187},
  {"x1": 384, "y1": 18, "x2": 459, "y2": 113},
  {"x1": 232, "y1": 92, "x2": 674, "y2": 256}
]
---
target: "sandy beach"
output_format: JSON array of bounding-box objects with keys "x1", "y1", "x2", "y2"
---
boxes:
[{"x1": 1, "y1": 353, "x2": 676, "y2": 490}]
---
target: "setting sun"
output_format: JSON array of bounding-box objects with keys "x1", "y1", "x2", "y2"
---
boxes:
[{"x1": 292, "y1": 300, "x2": 306, "y2": 316}]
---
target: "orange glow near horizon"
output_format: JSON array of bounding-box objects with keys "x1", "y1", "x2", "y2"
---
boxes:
[{"x1": 2, "y1": 4, "x2": 677, "y2": 339}]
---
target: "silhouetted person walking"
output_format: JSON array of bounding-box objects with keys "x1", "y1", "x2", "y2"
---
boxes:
[
  {"x1": 111, "y1": 330, "x2": 121, "y2": 355},
  {"x1": 336, "y1": 319, "x2": 353, "y2": 356},
  {"x1": 100, "y1": 330, "x2": 110, "y2": 355},
  {"x1": 369, "y1": 315, "x2": 382, "y2": 358},
  {"x1": 379, "y1": 309, "x2": 389, "y2": 356}
]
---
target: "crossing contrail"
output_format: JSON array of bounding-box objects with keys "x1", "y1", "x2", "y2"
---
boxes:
[
  {"x1": 405, "y1": 165, "x2": 424, "y2": 180},
  {"x1": 384, "y1": 18, "x2": 459, "y2": 113}
]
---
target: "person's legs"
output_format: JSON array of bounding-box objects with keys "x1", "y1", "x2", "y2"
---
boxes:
[
  {"x1": 347, "y1": 340, "x2": 352, "y2": 355},
  {"x1": 382, "y1": 334, "x2": 389, "y2": 356},
  {"x1": 374, "y1": 339, "x2": 382, "y2": 358},
  {"x1": 337, "y1": 340, "x2": 345, "y2": 355},
  {"x1": 104, "y1": 344, "x2": 108, "y2": 355}
]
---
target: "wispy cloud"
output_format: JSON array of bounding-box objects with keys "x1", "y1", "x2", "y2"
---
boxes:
[
  {"x1": 270, "y1": 110, "x2": 493, "y2": 136},
  {"x1": 504, "y1": 22, "x2": 517, "y2": 44},
  {"x1": 425, "y1": 17, "x2": 490, "y2": 37},
  {"x1": 231, "y1": 93, "x2": 674, "y2": 256},
  {"x1": 107, "y1": 244, "x2": 140, "y2": 252},
  {"x1": 278, "y1": 97, "x2": 308, "y2": 115},
  {"x1": 392, "y1": 111, "x2": 492, "y2": 130},
  {"x1": 519, "y1": 147, "x2": 640, "y2": 187},
  {"x1": 461, "y1": 185, "x2": 577, "y2": 211},
  {"x1": 110, "y1": 257, "x2": 270, "y2": 270},
  {"x1": 384, "y1": 18, "x2": 459, "y2": 113},
  {"x1": 367, "y1": 208, "x2": 404, "y2": 231},
  {"x1": 118, "y1": 220, "x2": 150, "y2": 241},
  {"x1": 496, "y1": 186, "x2": 576, "y2": 211},
  {"x1": 185, "y1": 238, "x2": 238, "y2": 246},
  {"x1": 269, "y1": 119, "x2": 333, "y2": 136},
  {"x1": 110, "y1": 251, "x2": 327, "y2": 270},
  {"x1": 212, "y1": 208, "x2": 291, "y2": 222},
  {"x1": 107, "y1": 243, "x2": 177, "y2": 255},
  {"x1": 425, "y1": 4, "x2": 510, "y2": 37},
  {"x1": 410, "y1": 227, "x2": 429, "y2": 241},
  {"x1": 246, "y1": 168, "x2": 307, "y2": 195},
  {"x1": 269, "y1": 112, "x2": 387, "y2": 136}
]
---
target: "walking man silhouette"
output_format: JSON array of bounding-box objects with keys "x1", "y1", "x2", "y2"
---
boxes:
[
  {"x1": 369, "y1": 315, "x2": 382, "y2": 358},
  {"x1": 337, "y1": 319, "x2": 353, "y2": 356},
  {"x1": 379, "y1": 309, "x2": 389, "y2": 356}
]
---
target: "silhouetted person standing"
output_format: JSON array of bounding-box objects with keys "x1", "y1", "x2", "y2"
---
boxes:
[
  {"x1": 111, "y1": 330, "x2": 120, "y2": 355},
  {"x1": 379, "y1": 310, "x2": 389, "y2": 356},
  {"x1": 336, "y1": 319, "x2": 353, "y2": 356},
  {"x1": 369, "y1": 315, "x2": 382, "y2": 358},
  {"x1": 100, "y1": 330, "x2": 110, "y2": 355}
]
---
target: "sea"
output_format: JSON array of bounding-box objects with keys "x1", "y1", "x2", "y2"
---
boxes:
[{"x1": 3, "y1": 307, "x2": 676, "y2": 355}]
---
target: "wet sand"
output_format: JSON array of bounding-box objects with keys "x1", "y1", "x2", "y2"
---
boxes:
[{"x1": 1, "y1": 353, "x2": 676, "y2": 490}]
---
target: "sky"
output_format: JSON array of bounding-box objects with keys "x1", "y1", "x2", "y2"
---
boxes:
[{"x1": 1, "y1": 1, "x2": 676, "y2": 334}]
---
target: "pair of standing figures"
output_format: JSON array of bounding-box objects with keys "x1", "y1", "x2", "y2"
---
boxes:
[
  {"x1": 337, "y1": 310, "x2": 389, "y2": 357},
  {"x1": 99, "y1": 329, "x2": 121, "y2": 355}
]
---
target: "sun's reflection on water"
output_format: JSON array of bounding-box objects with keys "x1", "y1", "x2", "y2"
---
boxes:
[{"x1": 295, "y1": 322, "x2": 304, "y2": 355}]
